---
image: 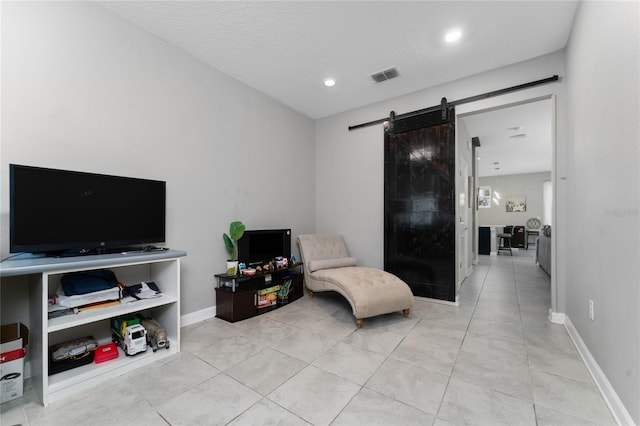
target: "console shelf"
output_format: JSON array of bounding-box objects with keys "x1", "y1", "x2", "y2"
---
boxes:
[
  {"x1": 0, "y1": 249, "x2": 186, "y2": 406},
  {"x1": 47, "y1": 295, "x2": 178, "y2": 333}
]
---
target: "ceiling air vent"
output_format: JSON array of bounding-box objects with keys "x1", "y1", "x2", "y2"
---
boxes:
[{"x1": 371, "y1": 67, "x2": 400, "y2": 83}]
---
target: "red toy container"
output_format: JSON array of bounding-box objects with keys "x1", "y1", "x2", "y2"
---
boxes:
[{"x1": 94, "y1": 342, "x2": 119, "y2": 364}]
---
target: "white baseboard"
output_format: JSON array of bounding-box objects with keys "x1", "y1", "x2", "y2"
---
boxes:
[
  {"x1": 564, "y1": 315, "x2": 635, "y2": 426},
  {"x1": 415, "y1": 295, "x2": 460, "y2": 307},
  {"x1": 548, "y1": 308, "x2": 565, "y2": 324},
  {"x1": 181, "y1": 306, "x2": 216, "y2": 327}
]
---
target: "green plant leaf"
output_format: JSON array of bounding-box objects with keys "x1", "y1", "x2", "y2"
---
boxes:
[
  {"x1": 223, "y1": 233, "x2": 234, "y2": 255},
  {"x1": 223, "y1": 221, "x2": 245, "y2": 261},
  {"x1": 229, "y1": 221, "x2": 246, "y2": 241}
]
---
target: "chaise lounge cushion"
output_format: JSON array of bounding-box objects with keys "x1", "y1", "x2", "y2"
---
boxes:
[{"x1": 311, "y1": 266, "x2": 414, "y2": 319}]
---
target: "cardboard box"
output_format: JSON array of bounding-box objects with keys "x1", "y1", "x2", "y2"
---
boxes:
[
  {"x1": 1, "y1": 323, "x2": 29, "y2": 403},
  {"x1": 257, "y1": 293, "x2": 277, "y2": 308},
  {"x1": 257, "y1": 285, "x2": 281, "y2": 296}
]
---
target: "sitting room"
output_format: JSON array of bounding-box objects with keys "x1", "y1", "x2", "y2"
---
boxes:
[{"x1": 1, "y1": 2, "x2": 638, "y2": 426}]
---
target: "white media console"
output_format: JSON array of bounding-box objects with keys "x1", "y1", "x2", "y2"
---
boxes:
[{"x1": 0, "y1": 249, "x2": 186, "y2": 406}]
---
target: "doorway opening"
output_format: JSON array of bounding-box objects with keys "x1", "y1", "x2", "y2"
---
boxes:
[{"x1": 456, "y1": 95, "x2": 556, "y2": 315}]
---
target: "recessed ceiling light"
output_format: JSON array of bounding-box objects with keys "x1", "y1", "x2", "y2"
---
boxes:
[
  {"x1": 445, "y1": 29, "x2": 462, "y2": 43},
  {"x1": 323, "y1": 78, "x2": 336, "y2": 87}
]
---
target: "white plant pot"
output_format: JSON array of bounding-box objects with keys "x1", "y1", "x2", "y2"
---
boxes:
[{"x1": 226, "y1": 260, "x2": 239, "y2": 276}]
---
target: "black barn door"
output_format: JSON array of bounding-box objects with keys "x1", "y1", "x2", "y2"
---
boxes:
[{"x1": 384, "y1": 107, "x2": 456, "y2": 301}]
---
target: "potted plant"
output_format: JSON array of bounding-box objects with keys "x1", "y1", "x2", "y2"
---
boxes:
[{"x1": 223, "y1": 220, "x2": 245, "y2": 275}]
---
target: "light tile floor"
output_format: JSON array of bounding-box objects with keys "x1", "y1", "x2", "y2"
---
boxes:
[{"x1": 1, "y1": 249, "x2": 617, "y2": 426}]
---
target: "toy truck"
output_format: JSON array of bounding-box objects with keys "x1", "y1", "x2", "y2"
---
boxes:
[
  {"x1": 139, "y1": 316, "x2": 169, "y2": 352},
  {"x1": 111, "y1": 316, "x2": 147, "y2": 356}
]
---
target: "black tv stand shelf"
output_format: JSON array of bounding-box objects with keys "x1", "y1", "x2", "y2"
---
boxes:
[{"x1": 214, "y1": 263, "x2": 304, "y2": 323}]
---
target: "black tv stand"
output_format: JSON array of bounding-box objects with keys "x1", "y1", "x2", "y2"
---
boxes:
[{"x1": 214, "y1": 262, "x2": 304, "y2": 322}]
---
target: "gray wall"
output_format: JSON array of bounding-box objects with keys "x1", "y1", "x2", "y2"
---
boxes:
[
  {"x1": 565, "y1": 1, "x2": 639, "y2": 422},
  {"x1": 316, "y1": 51, "x2": 566, "y2": 273},
  {"x1": 477, "y1": 172, "x2": 551, "y2": 227},
  {"x1": 1, "y1": 2, "x2": 316, "y2": 319}
]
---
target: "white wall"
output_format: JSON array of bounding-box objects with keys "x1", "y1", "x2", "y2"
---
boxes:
[
  {"x1": 316, "y1": 51, "x2": 566, "y2": 273},
  {"x1": 477, "y1": 172, "x2": 550, "y2": 227},
  {"x1": 0, "y1": 2, "x2": 316, "y2": 317},
  {"x1": 565, "y1": 1, "x2": 640, "y2": 423}
]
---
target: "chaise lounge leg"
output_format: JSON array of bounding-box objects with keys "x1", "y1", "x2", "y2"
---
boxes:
[
  {"x1": 403, "y1": 309, "x2": 410, "y2": 318},
  {"x1": 355, "y1": 318, "x2": 363, "y2": 329},
  {"x1": 307, "y1": 289, "x2": 314, "y2": 297}
]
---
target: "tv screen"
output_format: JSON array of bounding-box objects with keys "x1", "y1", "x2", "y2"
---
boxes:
[
  {"x1": 237, "y1": 229, "x2": 291, "y2": 266},
  {"x1": 10, "y1": 164, "x2": 166, "y2": 255}
]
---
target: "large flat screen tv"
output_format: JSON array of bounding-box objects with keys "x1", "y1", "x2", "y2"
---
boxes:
[
  {"x1": 237, "y1": 229, "x2": 291, "y2": 266},
  {"x1": 10, "y1": 164, "x2": 166, "y2": 255}
]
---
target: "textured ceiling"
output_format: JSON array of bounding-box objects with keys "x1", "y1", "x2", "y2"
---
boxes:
[
  {"x1": 98, "y1": 1, "x2": 574, "y2": 177},
  {"x1": 99, "y1": 1, "x2": 578, "y2": 119}
]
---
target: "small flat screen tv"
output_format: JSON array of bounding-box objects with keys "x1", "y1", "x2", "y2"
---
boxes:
[
  {"x1": 237, "y1": 229, "x2": 291, "y2": 266},
  {"x1": 10, "y1": 164, "x2": 166, "y2": 255}
]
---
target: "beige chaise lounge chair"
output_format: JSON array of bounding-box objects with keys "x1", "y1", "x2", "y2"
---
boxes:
[{"x1": 297, "y1": 233, "x2": 414, "y2": 328}]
